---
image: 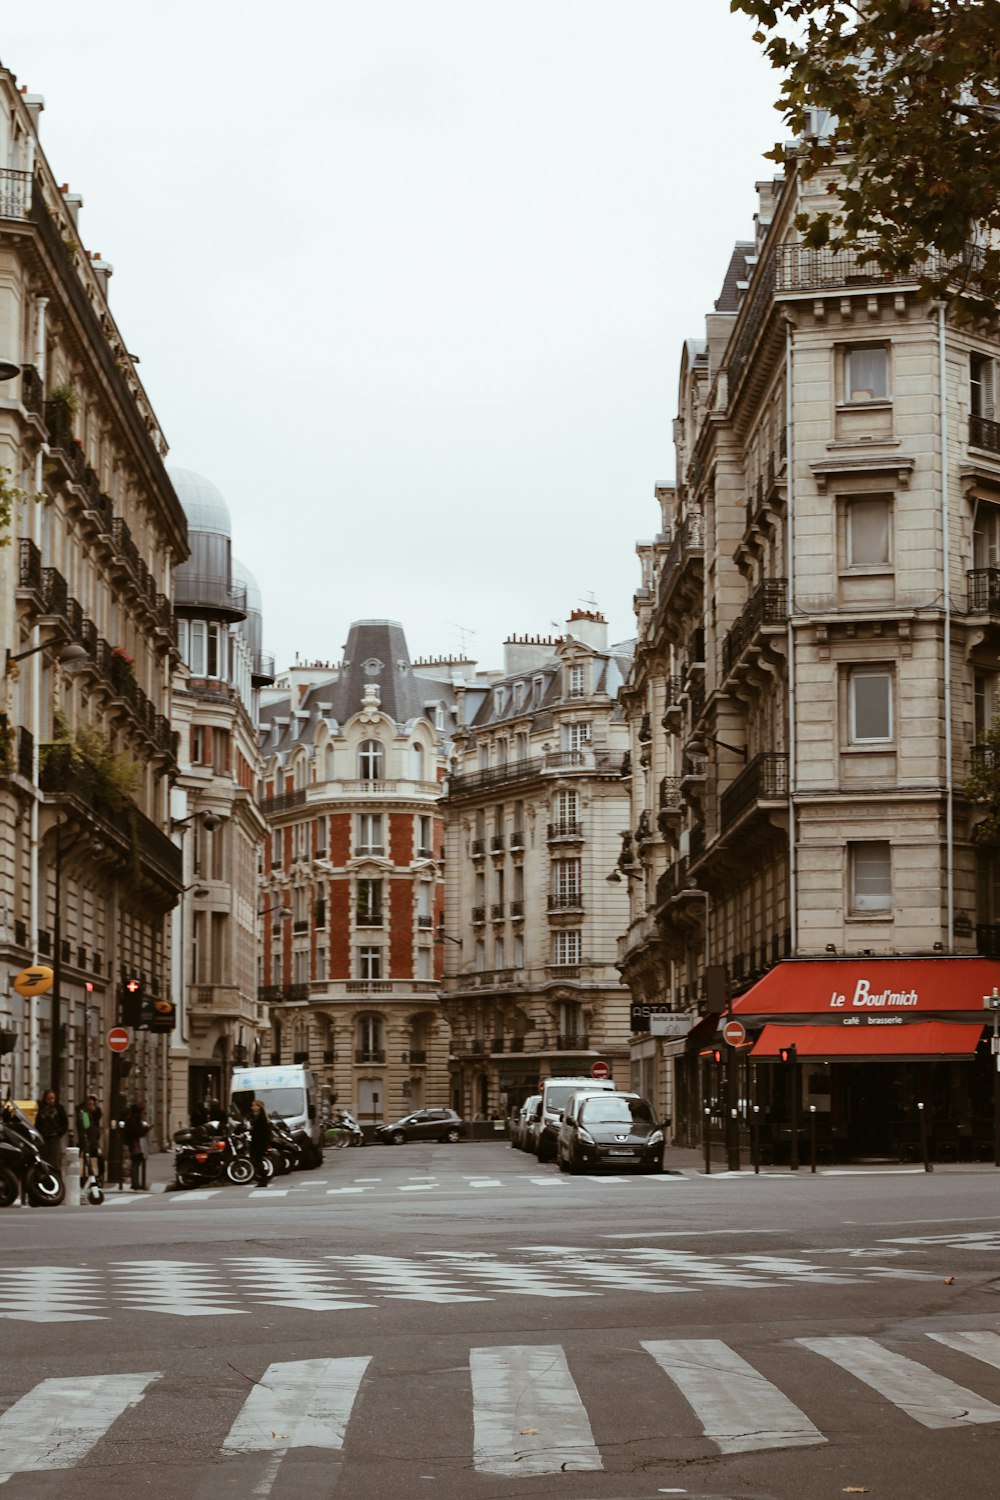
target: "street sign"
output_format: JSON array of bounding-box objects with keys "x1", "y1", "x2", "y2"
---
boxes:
[
  {"x1": 13, "y1": 965, "x2": 54, "y2": 998},
  {"x1": 723, "y1": 1019, "x2": 747, "y2": 1046},
  {"x1": 591, "y1": 1060, "x2": 611, "y2": 1079},
  {"x1": 107, "y1": 1027, "x2": 131, "y2": 1053}
]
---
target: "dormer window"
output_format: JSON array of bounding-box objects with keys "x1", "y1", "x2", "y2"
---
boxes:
[
  {"x1": 568, "y1": 663, "x2": 586, "y2": 699},
  {"x1": 513, "y1": 682, "x2": 524, "y2": 712},
  {"x1": 358, "y1": 740, "x2": 384, "y2": 780}
]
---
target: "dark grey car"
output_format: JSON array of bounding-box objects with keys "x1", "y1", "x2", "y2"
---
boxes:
[
  {"x1": 374, "y1": 1108, "x2": 465, "y2": 1145},
  {"x1": 556, "y1": 1092, "x2": 664, "y2": 1174}
]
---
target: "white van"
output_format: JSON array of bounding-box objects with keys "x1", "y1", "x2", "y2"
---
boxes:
[
  {"x1": 230, "y1": 1064, "x2": 322, "y2": 1166},
  {"x1": 534, "y1": 1074, "x2": 616, "y2": 1161}
]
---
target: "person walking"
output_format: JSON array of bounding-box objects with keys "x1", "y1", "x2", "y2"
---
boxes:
[
  {"x1": 36, "y1": 1090, "x2": 68, "y2": 1170},
  {"x1": 123, "y1": 1102, "x2": 149, "y2": 1191},
  {"x1": 248, "y1": 1098, "x2": 272, "y2": 1186},
  {"x1": 76, "y1": 1093, "x2": 103, "y2": 1184}
]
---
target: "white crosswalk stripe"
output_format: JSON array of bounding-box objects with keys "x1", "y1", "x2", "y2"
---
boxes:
[
  {"x1": 470, "y1": 1344, "x2": 602, "y2": 1475},
  {"x1": 0, "y1": 1372, "x2": 159, "y2": 1483},
  {"x1": 643, "y1": 1338, "x2": 824, "y2": 1453},
  {"x1": 798, "y1": 1336, "x2": 1000, "y2": 1428},
  {"x1": 0, "y1": 1333, "x2": 1000, "y2": 1482}
]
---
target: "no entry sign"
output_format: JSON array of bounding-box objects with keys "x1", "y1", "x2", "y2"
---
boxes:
[
  {"x1": 723, "y1": 1019, "x2": 747, "y2": 1046},
  {"x1": 107, "y1": 1027, "x2": 131, "y2": 1054},
  {"x1": 591, "y1": 1060, "x2": 611, "y2": 1079}
]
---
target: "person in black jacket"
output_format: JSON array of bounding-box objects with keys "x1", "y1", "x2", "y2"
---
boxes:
[
  {"x1": 36, "y1": 1091, "x2": 68, "y2": 1170},
  {"x1": 248, "y1": 1098, "x2": 271, "y2": 1186}
]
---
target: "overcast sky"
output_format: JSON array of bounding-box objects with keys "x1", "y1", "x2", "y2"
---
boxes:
[{"x1": 5, "y1": 2, "x2": 781, "y2": 673}]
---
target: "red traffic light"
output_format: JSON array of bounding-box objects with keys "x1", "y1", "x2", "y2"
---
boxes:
[
  {"x1": 125, "y1": 978, "x2": 141, "y2": 993},
  {"x1": 778, "y1": 1044, "x2": 798, "y2": 1065}
]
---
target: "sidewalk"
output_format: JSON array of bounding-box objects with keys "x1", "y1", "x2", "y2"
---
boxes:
[
  {"x1": 661, "y1": 1143, "x2": 1000, "y2": 1175},
  {"x1": 95, "y1": 1149, "x2": 176, "y2": 1195}
]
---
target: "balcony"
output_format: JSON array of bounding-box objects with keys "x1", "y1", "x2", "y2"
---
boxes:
[
  {"x1": 355, "y1": 1049, "x2": 386, "y2": 1064},
  {"x1": 356, "y1": 912, "x2": 384, "y2": 927},
  {"x1": 447, "y1": 748, "x2": 625, "y2": 797},
  {"x1": 721, "y1": 579, "x2": 788, "y2": 681},
  {"x1": 719, "y1": 752, "x2": 790, "y2": 833},
  {"x1": 510, "y1": 829, "x2": 525, "y2": 850},
  {"x1": 490, "y1": 1037, "x2": 505, "y2": 1053},
  {"x1": 491, "y1": 834, "x2": 505, "y2": 853},
  {"x1": 548, "y1": 893, "x2": 583, "y2": 912},
  {"x1": 971, "y1": 414, "x2": 1000, "y2": 456},
  {"x1": 472, "y1": 905, "x2": 486, "y2": 924},
  {"x1": 490, "y1": 903, "x2": 505, "y2": 920},
  {"x1": 286, "y1": 983, "x2": 310, "y2": 1002},
  {"x1": 547, "y1": 820, "x2": 583, "y2": 841},
  {"x1": 172, "y1": 569, "x2": 248, "y2": 620},
  {"x1": 257, "y1": 986, "x2": 284, "y2": 1003},
  {"x1": 293, "y1": 919, "x2": 309, "y2": 934},
  {"x1": 259, "y1": 787, "x2": 308, "y2": 815},
  {"x1": 0, "y1": 168, "x2": 30, "y2": 220},
  {"x1": 409, "y1": 1049, "x2": 428, "y2": 1065},
  {"x1": 417, "y1": 914, "x2": 434, "y2": 928},
  {"x1": 510, "y1": 899, "x2": 524, "y2": 918},
  {"x1": 968, "y1": 569, "x2": 1000, "y2": 615},
  {"x1": 654, "y1": 514, "x2": 705, "y2": 625},
  {"x1": 555, "y1": 1033, "x2": 589, "y2": 1051},
  {"x1": 471, "y1": 838, "x2": 486, "y2": 857}
]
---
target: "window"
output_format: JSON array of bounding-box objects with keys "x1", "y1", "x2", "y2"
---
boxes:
[
  {"x1": 293, "y1": 948, "x2": 309, "y2": 985},
  {"x1": 513, "y1": 682, "x2": 524, "y2": 712},
  {"x1": 293, "y1": 822, "x2": 308, "y2": 861},
  {"x1": 478, "y1": 742, "x2": 490, "y2": 771},
  {"x1": 417, "y1": 814, "x2": 432, "y2": 857},
  {"x1": 475, "y1": 939, "x2": 486, "y2": 971},
  {"x1": 493, "y1": 687, "x2": 505, "y2": 716},
  {"x1": 973, "y1": 507, "x2": 1000, "y2": 569},
  {"x1": 357, "y1": 1013, "x2": 384, "y2": 1059},
  {"x1": 416, "y1": 947, "x2": 432, "y2": 980},
  {"x1": 293, "y1": 885, "x2": 308, "y2": 924},
  {"x1": 845, "y1": 345, "x2": 888, "y2": 402},
  {"x1": 558, "y1": 1000, "x2": 583, "y2": 1042},
  {"x1": 356, "y1": 813, "x2": 384, "y2": 855},
  {"x1": 358, "y1": 740, "x2": 384, "y2": 780},
  {"x1": 564, "y1": 722, "x2": 591, "y2": 751},
  {"x1": 553, "y1": 929, "x2": 581, "y2": 966},
  {"x1": 568, "y1": 663, "x2": 586, "y2": 698},
  {"x1": 975, "y1": 672, "x2": 998, "y2": 742},
  {"x1": 191, "y1": 725, "x2": 207, "y2": 765},
  {"x1": 410, "y1": 741, "x2": 424, "y2": 781},
  {"x1": 849, "y1": 670, "x2": 892, "y2": 744},
  {"x1": 416, "y1": 882, "x2": 432, "y2": 923},
  {"x1": 512, "y1": 933, "x2": 524, "y2": 968},
  {"x1": 271, "y1": 828, "x2": 283, "y2": 869},
  {"x1": 357, "y1": 878, "x2": 383, "y2": 926},
  {"x1": 494, "y1": 936, "x2": 505, "y2": 969},
  {"x1": 847, "y1": 497, "x2": 891, "y2": 568},
  {"x1": 315, "y1": 816, "x2": 327, "y2": 857},
  {"x1": 552, "y1": 858, "x2": 581, "y2": 904},
  {"x1": 435, "y1": 704, "x2": 445, "y2": 732},
  {"x1": 553, "y1": 789, "x2": 579, "y2": 830},
  {"x1": 850, "y1": 842, "x2": 891, "y2": 914},
  {"x1": 971, "y1": 353, "x2": 995, "y2": 420},
  {"x1": 358, "y1": 946, "x2": 382, "y2": 980}
]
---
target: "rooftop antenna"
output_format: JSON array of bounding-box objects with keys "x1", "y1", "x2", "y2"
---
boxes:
[
  {"x1": 578, "y1": 590, "x2": 599, "y2": 611},
  {"x1": 446, "y1": 621, "x2": 476, "y2": 658}
]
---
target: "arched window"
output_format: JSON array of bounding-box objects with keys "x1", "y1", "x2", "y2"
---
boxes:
[
  {"x1": 356, "y1": 1013, "x2": 385, "y2": 1062},
  {"x1": 294, "y1": 755, "x2": 308, "y2": 790},
  {"x1": 410, "y1": 741, "x2": 424, "y2": 781},
  {"x1": 358, "y1": 740, "x2": 384, "y2": 780},
  {"x1": 325, "y1": 744, "x2": 335, "y2": 781}
]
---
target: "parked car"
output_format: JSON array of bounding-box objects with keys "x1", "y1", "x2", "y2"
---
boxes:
[
  {"x1": 534, "y1": 1075, "x2": 618, "y2": 1162},
  {"x1": 521, "y1": 1096, "x2": 545, "y2": 1157},
  {"x1": 374, "y1": 1108, "x2": 465, "y2": 1145},
  {"x1": 510, "y1": 1095, "x2": 541, "y2": 1151},
  {"x1": 556, "y1": 1091, "x2": 665, "y2": 1174}
]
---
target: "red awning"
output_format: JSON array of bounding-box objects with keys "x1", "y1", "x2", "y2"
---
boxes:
[
  {"x1": 751, "y1": 1021, "x2": 985, "y2": 1061},
  {"x1": 731, "y1": 957, "x2": 1000, "y2": 1018}
]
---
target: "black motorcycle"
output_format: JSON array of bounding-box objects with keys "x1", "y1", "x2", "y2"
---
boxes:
[
  {"x1": 173, "y1": 1120, "x2": 261, "y2": 1189},
  {"x1": 268, "y1": 1115, "x2": 302, "y2": 1175},
  {"x1": 0, "y1": 1101, "x2": 66, "y2": 1207}
]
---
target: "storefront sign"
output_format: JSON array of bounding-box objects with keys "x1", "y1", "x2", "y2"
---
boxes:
[
  {"x1": 829, "y1": 979, "x2": 918, "y2": 1009},
  {"x1": 631, "y1": 1003, "x2": 690, "y2": 1034},
  {"x1": 649, "y1": 1014, "x2": 694, "y2": 1038},
  {"x1": 732, "y1": 957, "x2": 1000, "y2": 1017}
]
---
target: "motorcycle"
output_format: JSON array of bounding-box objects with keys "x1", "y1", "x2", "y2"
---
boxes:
[
  {"x1": 173, "y1": 1120, "x2": 262, "y2": 1189},
  {"x1": 0, "y1": 1100, "x2": 66, "y2": 1207},
  {"x1": 268, "y1": 1116, "x2": 302, "y2": 1175},
  {"x1": 324, "y1": 1109, "x2": 365, "y2": 1149}
]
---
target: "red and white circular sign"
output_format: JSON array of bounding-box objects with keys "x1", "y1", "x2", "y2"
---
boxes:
[
  {"x1": 591, "y1": 1060, "x2": 611, "y2": 1079},
  {"x1": 723, "y1": 1019, "x2": 747, "y2": 1047},
  {"x1": 107, "y1": 1027, "x2": 131, "y2": 1054}
]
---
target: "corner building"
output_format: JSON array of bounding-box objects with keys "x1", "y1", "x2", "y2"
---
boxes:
[
  {"x1": 258, "y1": 622, "x2": 456, "y2": 1124},
  {"x1": 620, "y1": 158, "x2": 1000, "y2": 1163},
  {"x1": 440, "y1": 610, "x2": 633, "y2": 1118}
]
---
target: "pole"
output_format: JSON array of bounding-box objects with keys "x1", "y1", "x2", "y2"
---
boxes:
[
  {"x1": 50, "y1": 822, "x2": 62, "y2": 1098},
  {"x1": 993, "y1": 1013, "x2": 1000, "y2": 1169},
  {"x1": 790, "y1": 1056, "x2": 800, "y2": 1171},
  {"x1": 751, "y1": 1103, "x2": 760, "y2": 1175},
  {"x1": 918, "y1": 1101, "x2": 932, "y2": 1173},
  {"x1": 703, "y1": 1105, "x2": 712, "y2": 1175},
  {"x1": 809, "y1": 1104, "x2": 817, "y2": 1174},
  {"x1": 725, "y1": 1044, "x2": 740, "y2": 1172}
]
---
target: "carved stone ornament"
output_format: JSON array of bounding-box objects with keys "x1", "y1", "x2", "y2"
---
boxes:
[{"x1": 359, "y1": 684, "x2": 382, "y2": 722}]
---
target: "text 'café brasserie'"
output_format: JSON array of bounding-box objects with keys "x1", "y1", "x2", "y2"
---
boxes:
[{"x1": 721, "y1": 957, "x2": 1000, "y2": 1163}]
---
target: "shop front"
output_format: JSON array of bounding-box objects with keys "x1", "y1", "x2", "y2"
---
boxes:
[{"x1": 728, "y1": 957, "x2": 1000, "y2": 1164}]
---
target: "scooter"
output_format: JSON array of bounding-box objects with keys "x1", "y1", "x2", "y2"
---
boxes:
[
  {"x1": 324, "y1": 1110, "x2": 365, "y2": 1149},
  {"x1": 0, "y1": 1101, "x2": 66, "y2": 1206},
  {"x1": 268, "y1": 1116, "x2": 302, "y2": 1175}
]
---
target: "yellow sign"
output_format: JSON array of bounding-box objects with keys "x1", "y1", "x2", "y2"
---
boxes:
[{"x1": 13, "y1": 965, "x2": 54, "y2": 997}]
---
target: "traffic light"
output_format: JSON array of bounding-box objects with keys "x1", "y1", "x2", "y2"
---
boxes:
[
  {"x1": 121, "y1": 976, "x2": 143, "y2": 1027},
  {"x1": 778, "y1": 1044, "x2": 798, "y2": 1065},
  {"x1": 712, "y1": 1048, "x2": 723, "y2": 1064}
]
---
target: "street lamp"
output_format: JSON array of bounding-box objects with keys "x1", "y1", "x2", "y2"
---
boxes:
[{"x1": 5, "y1": 631, "x2": 89, "y2": 678}]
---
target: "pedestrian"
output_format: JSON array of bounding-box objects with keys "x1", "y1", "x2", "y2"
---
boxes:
[
  {"x1": 248, "y1": 1098, "x2": 271, "y2": 1186},
  {"x1": 123, "y1": 1102, "x2": 149, "y2": 1191},
  {"x1": 76, "y1": 1093, "x2": 103, "y2": 1184},
  {"x1": 36, "y1": 1090, "x2": 68, "y2": 1170},
  {"x1": 190, "y1": 1099, "x2": 208, "y2": 1128}
]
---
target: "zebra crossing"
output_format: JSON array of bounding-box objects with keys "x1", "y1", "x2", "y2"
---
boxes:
[
  {"x1": 0, "y1": 1243, "x2": 943, "y2": 1321},
  {"x1": 2, "y1": 1332, "x2": 1000, "y2": 1488}
]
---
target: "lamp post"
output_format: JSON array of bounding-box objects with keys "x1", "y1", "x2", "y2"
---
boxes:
[
  {"x1": 50, "y1": 819, "x2": 63, "y2": 1098},
  {"x1": 984, "y1": 986, "x2": 1000, "y2": 1167}
]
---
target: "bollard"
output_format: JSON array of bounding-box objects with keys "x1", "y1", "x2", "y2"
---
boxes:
[
  {"x1": 703, "y1": 1107, "x2": 712, "y2": 1175},
  {"x1": 918, "y1": 1101, "x2": 933, "y2": 1173},
  {"x1": 809, "y1": 1105, "x2": 817, "y2": 1174},
  {"x1": 751, "y1": 1105, "x2": 760, "y2": 1175},
  {"x1": 64, "y1": 1147, "x2": 81, "y2": 1207}
]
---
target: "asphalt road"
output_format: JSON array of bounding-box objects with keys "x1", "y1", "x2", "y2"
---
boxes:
[{"x1": 1, "y1": 1143, "x2": 998, "y2": 1500}]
